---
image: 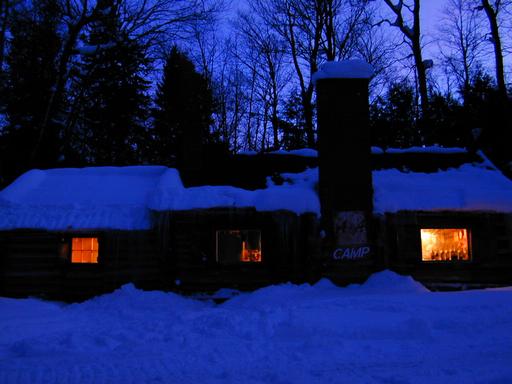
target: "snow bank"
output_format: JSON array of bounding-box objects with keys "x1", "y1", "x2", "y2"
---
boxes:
[
  {"x1": 312, "y1": 60, "x2": 374, "y2": 82},
  {"x1": 1, "y1": 271, "x2": 511, "y2": 384},
  {"x1": 351, "y1": 270, "x2": 429, "y2": 294},
  {"x1": 223, "y1": 271, "x2": 426, "y2": 311}
]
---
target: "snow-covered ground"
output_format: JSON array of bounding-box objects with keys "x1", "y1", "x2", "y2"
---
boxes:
[{"x1": 1, "y1": 271, "x2": 511, "y2": 384}]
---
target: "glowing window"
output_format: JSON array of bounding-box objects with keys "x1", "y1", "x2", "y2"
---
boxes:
[
  {"x1": 420, "y1": 229, "x2": 470, "y2": 262},
  {"x1": 216, "y1": 230, "x2": 262, "y2": 264},
  {"x1": 71, "y1": 237, "x2": 99, "y2": 263}
]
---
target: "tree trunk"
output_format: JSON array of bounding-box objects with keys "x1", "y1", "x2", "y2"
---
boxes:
[
  {"x1": 31, "y1": 21, "x2": 84, "y2": 164},
  {"x1": 302, "y1": 87, "x2": 315, "y2": 148},
  {"x1": 411, "y1": 0, "x2": 428, "y2": 121},
  {"x1": 268, "y1": 58, "x2": 280, "y2": 149},
  {"x1": 481, "y1": 0, "x2": 507, "y2": 99}
]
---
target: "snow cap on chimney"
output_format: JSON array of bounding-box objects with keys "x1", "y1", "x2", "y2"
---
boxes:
[{"x1": 312, "y1": 60, "x2": 374, "y2": 84}]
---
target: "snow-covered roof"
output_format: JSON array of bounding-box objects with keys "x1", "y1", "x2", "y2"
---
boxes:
[
  {"x1": 1, "y1": 149, "x2": 512, "y2": 230},
  {"x1": 239, "y1": 148, "x2": 318, "y2": 157},
  {"x1": 0, "y1": 166, "x2": 319, "y2": 230},
  {"x1": 373, "y1": 163, "x2": 512, "y2": 213},
  {"x1": 0, "y1": 166, "x2": 171, "y2": 230},
  {"x1": 373, "y1": 145, "x2": 468, "y2": 155},
  {"x1": 238, "y1": 146, "x2": 468, "y2": 157}
]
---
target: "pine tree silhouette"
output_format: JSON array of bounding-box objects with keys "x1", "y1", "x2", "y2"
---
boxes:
[
  {"x1": 73, "y1": 0, "x2": 150, "y2": 165},
  {"x1": 0, "y1": 0, "x2": 62, "y2": 183},
  {"x1": 152, "y1": 46, "x2": 213, "y2": 169}
]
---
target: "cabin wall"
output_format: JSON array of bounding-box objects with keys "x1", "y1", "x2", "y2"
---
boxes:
[
  {"x1": 157, "y1": 208, "x2": 319, "y2": 292},
  {"x1": 0, "y1": 231, "x2": 64, "y2": 298},
  {"x1": 0, "y1": 230, "x2": 162, "y2": 301},
  {"x1": 2, "y1": 210, "x2": 512, "y2": 300},
  {"x1": 381, "y1": 212, "x2": 512, "y2": 287}
]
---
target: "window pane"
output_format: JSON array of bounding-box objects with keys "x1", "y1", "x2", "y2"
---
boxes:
[
  {"x1": 72, "y1": 237, "x2": 82, "y2": 251},
  {"x1": 71, "y1": 250, "x2": 82, "y2": 263},
  {"x1": 71, "y1": 238, "x2": 99, "y2": 263},
  {"x1": 421, "y1": 229, "x2": 469, "y2": 262},
  {"x1": 81, "y1": 250, "x2": 91, "y2": 263}
]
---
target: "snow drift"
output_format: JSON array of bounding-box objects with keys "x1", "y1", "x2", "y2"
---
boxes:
[{"x1": 0, "y1": 270, "x2": 511, "y2": 384}]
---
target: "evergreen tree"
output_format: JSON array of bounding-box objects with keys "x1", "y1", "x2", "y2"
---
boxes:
[
  {"x1": 461, "y1": 71, "x2": 512, "y2": 163},
  {"x1": 279, "y1": 90, "x2": 308, "y2": 150},
  {"x1": 152, "y1": 46, "x2": 213, "y2": 168},
  {"x1": 424, "y1": 93, "x2": 470, "y2": 147},
  {"x1": 72, "y1": 0, "x2": 151, "y2": 165},
  {"x1": 0, "y1": 0, "x2": 62, "y2": 183},
  {"x1": 370, "y1": 82, "x2": 418, "y2": 148}
]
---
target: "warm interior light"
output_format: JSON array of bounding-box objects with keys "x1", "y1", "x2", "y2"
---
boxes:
[
  {"x1": 71, "y1": 237, "x2": 99, "y2": 263},
  {"x1": 420, "y1": 229, "x2": 469, "y2": 262},
  {"x1": 217, "y1": 230, "x2": 262, "y2": 264},
  {"x1": 241, "y1": 240, "x2": 262, "y2": 262}
]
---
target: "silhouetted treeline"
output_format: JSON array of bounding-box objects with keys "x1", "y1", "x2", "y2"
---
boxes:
[{"x1": 0, "y1": 0, "x2": 511, "y2": 188}]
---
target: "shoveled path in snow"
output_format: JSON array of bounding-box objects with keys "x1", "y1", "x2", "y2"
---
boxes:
[{"x1": 1, "y1": 271, "x2": 511, "y2": 384}]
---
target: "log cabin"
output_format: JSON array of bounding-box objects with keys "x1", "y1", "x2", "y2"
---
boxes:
[{"x1": 1, "y1": 60, "x2": 511, "y2": 301}]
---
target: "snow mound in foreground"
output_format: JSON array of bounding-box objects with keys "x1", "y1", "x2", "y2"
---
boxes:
[
  {"x1": 1, "y1": 271, "x2": 512, "y2": 384},
  {"x1": 75, "y1": 283, "x2": 208, "y2": 314},
  {"x1": 223, "y1": 270, "x2": 426, "y2": 309},
  {"x1": 355, "y1": 270, "x2": 429, "y2": 294}
]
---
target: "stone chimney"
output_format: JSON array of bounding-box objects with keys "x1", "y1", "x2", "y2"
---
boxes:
[{"x1": 313, "y1": 60, "x2": 374, "y2": 260}]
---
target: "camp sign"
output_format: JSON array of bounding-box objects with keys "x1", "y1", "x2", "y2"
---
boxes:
[
  {"x1": 332, "y1": 245, "x2": 371, "y2": 261},
  {"x1": 332, "y1": 211, "x2": 371, "y2": 261}
]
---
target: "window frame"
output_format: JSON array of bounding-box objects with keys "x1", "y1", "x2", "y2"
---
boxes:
[{"x1": 59, "y1": 235, "x2": 101, "y2": 265}]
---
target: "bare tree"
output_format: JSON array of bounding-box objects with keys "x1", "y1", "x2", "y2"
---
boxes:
[
  {"x1": 438, "y1": 0, "x2": 486, "y2": 96},
  {"x1": 251, "y1": 0, "x2": 372, "y2": 148},
  {"x1": 477, "y1": 0, "x2": 510, "y2": 98},
  {"x1": 355, "y1": 3, "x2": 400, "y2": 98},
  {"x1": 235, "y1": 11, "x2": 289, "y2": 149},
  {"x1": 252, "y1": 0, "x2": 320, "y2": 147},
  {"x1": 381, "y1": 0, "x2": 429, "y2": 120},
  {"x1": 211, "y1": 39, "x2": 251, "y2": 152},
  {"x1": 321, "y1": 0, "x2": 371, "y2": 60}
]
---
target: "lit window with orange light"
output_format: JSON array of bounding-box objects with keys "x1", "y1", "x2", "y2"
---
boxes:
[
  {"x1": 71, "y1": 237, "x2": 99, "y2": 263},
  {"x1": 420, "y1": 229, "x2": 470, "y2": 262},
  {"x1": 216, "y1": 230, "x2": 262, "y2": 264}
]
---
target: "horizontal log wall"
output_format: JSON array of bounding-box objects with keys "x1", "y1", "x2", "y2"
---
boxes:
[
  {"x1": 0, "y1": 232, "x2": 63, "y2": 298},
  {"x1": 2, "y1": 210, "x2": 511, "y2": 300},
  {"x1": 158, "y1": 208, "x2": 319, "y2": 292},
  {"x1": 0, "y1": 230, "x2": 162, "y2": 301}
]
